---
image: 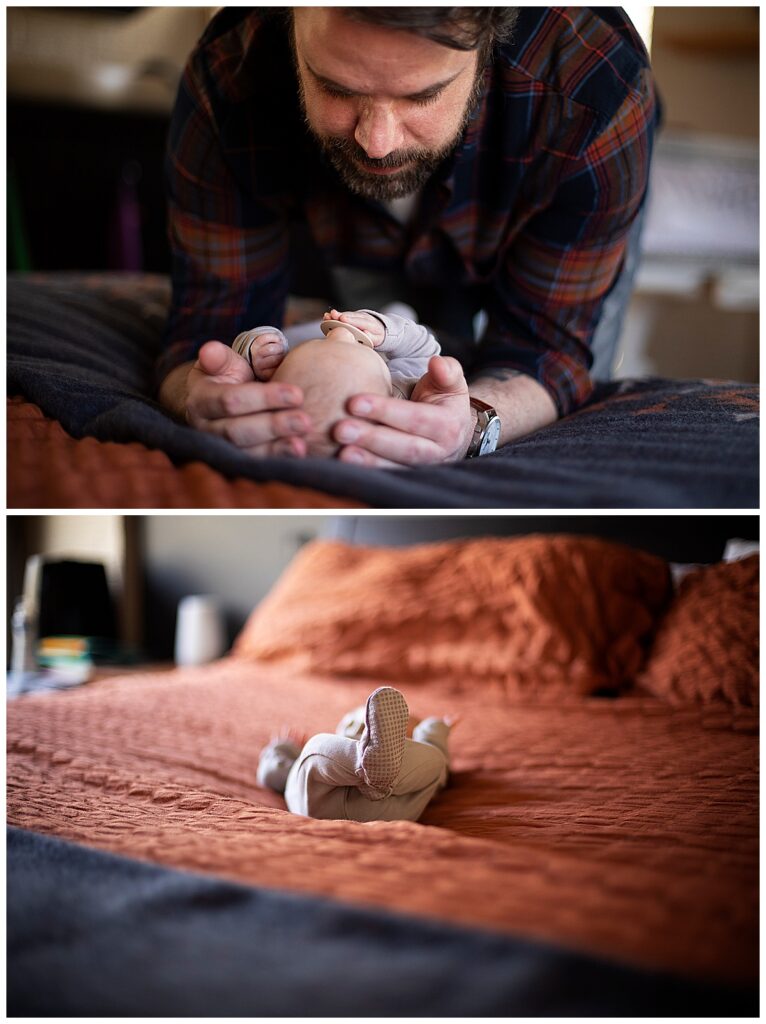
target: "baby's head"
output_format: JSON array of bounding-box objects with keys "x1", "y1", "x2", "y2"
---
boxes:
[{"x1": 272, "y1": 326, "x2": 392, "y2": 457}]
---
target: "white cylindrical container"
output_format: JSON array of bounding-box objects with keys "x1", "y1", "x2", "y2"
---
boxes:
[
  {"x1": 11, "y1": 598, "x2": 38, "y2": 674},
  {"x1": 174, "y1": 595, "x2": 226, "y2": 666}
]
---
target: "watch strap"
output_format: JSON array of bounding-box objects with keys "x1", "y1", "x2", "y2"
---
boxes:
[{"x1": 467, "y1": 397, "x2": 499, "y2": 458}]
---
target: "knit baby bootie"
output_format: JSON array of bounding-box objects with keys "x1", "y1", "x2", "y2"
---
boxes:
[{"x1": 355, "y1": 687, "x2": 409, "y2": 800}]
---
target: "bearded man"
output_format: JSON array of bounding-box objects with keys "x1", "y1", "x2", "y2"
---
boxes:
[{"x1": 159, "y1": 7, "x2": 659, "y2": 466}]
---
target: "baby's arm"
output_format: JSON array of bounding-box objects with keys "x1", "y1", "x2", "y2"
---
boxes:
[
  {"x1": 365, "y1": 311, "x2": 441, "y2": 380},
  {"x1": 323, "y1": 308, "x2": 440, "y2": 392},
  {"x1": 232, "y1": 327, "x2": 290, "y2": 381},
  {"x1": 323, "y1": 309, "x2": 386, "y2": 347}
]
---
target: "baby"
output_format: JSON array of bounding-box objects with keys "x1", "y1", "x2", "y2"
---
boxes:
[
  {"x1": 232, "y1": 308, "x2": 441, "y2": 457},
  {"x1": 256, "y1": 686, "x2": 454, "y2": 823}
]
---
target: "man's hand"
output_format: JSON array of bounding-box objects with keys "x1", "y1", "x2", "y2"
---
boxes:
[
  {"x1": 158, "y1": 340, "x2": 312, "y2": 458},
  {"x1": 333, "y1": 355, "x2": 474, "y2": 468}
]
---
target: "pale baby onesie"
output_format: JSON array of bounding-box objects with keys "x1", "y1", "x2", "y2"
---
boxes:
[{"x1": 257, "y1": 688, "x2": 450, "y2": 823}]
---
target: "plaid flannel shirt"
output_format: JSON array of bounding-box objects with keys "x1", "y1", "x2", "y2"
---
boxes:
[{"x1": 161, "y1": 7, "x2": 659, "y2": 414}]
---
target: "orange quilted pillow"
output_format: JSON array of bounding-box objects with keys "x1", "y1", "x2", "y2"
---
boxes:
[
  {"x1": 636, "y1": 555, "x2": 759, "y2": 707},
  {"x1": 234, "y1": 535, "x2": 671, "y2": 698}
]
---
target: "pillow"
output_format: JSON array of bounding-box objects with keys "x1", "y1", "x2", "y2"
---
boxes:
[
  {"x1": 636, "y1": 554, "x2": 759, "y2": 707},
  {"x1": 234, "y1": 535, "x2": 671, "y2": 698}
]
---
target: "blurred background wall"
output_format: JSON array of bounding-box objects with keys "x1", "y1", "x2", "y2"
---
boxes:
[
  {"x1": 620, "y1": 6, "x2": 759, "y2": 383},
  {"x1": 7, "y1": 7, "x2": 213, "y2": 274},
  {"x1": 7, "y1": 514, "x2": 327, "y2": 660},
  {"x1": 6, "y1": 6, "x2": 759, "y2": 382},
  {"x1": 138, "y1": 515, "x2": 324, "y2": 654}
]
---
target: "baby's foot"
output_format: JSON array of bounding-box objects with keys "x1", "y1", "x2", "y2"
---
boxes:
[
  {"x1": 356, "y1": 686, "x2": 409, "y2": 799},
  {"x1": 232, "y1": 328, "x2": 289, "y2": 381}
]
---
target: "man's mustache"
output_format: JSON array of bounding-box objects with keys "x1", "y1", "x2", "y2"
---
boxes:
[{"x1": 322, "y1": 137, "x2": 427, "y2": 170}]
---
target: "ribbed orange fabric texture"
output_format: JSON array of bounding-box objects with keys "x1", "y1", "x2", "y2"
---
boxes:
[
  {"x1": 637, "y1": 555, "x2": 759, "y2": 707},
  {"x1": 234, "y1": 536, "x2": 672, "y2": 696},
  {"x1": 7, "y1": 663, "x2": 757, "y2": 985},
  {"x1": 7, "y1": 398, "x2": 363, "y2": 509}
]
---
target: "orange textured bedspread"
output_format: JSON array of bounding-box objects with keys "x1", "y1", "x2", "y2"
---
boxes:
[
  {"x1": 7, "y1": 398, "x2": 362, "y2": 509},
  {"x1": 7, "y1": 660, "x2": 757, "y2": 986}
]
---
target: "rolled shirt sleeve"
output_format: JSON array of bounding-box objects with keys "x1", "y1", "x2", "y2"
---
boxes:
[{"x1": 474, "y1": 67, "x2": 659, "y2": 415}]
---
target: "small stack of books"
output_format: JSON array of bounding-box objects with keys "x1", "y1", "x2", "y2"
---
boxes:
[{"x1": 36, "y1": 636, "x2": 94, "y2": 683}]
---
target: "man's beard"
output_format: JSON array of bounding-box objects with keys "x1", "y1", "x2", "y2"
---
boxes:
[
  {"x1": 298, "y1": 73, "x2": 485, "y2": 202},
  {"x1": 317, "y1": 136, "x2": 456, "y2": 201}
]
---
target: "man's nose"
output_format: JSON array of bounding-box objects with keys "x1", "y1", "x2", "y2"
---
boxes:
[{"x1": 354, "y1": 101, "x2": 404, "y2": 160}]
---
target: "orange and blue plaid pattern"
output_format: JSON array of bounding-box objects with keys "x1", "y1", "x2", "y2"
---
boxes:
[{"x1": 161, "y1": 7, "x2": 659, "y2": 414}]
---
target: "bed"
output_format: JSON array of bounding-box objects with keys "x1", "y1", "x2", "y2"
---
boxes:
[
  {"x1": 7, "y1": 520, "x2": 758, "y2": 1015},
  {"x1": 7, "y1": 273, "x2": 759, "y2": 509}
]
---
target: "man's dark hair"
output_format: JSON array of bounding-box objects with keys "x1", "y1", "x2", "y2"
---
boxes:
[
  {"x1": 279, "y1": 7, "x2": 519, "y2": 64},
  {"x1": 342, "y1": 7, "x2": 519, "y2": 56}
]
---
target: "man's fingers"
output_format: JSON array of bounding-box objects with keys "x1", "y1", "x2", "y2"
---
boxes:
[
  {"x1": 428, "y1": 355, "x2": 468, "y2": 390},
  {"x1": 270, "y1": 436, "x2": 308, "y2": 458},
  {"x1": 334, "y1": 418, "x2": 443, "y2": 465},
  {"x1": 243, "y1": 435, "x2": 308, "y2": 459},
  {"x1": 344, "y1": 393, "x2": 452, "y2": 444},
  {"x1": 337, "y1": 445, "x2": 403, "y2": 469},
  {"x1": 189, "y1": 378, "x2": 303, "y2": 422},
  {"x1": 204, "y1": 407, "x2": 312, "y2": 449},
  {"x1": 414, "y1": 355, "x2": 470, "y2": 399},
  {"x1": 196, "y1": 340, "x2": 253, "y2": 382},
  {"x1": 185, "y1": 361, "x2": 310, "y2": 456}
]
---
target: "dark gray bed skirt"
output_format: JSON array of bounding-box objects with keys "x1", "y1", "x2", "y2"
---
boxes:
[{"x1": 8, "y1": 827, "x2": 758, "y2": 1017}]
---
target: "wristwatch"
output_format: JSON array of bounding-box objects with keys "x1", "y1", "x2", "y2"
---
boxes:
[{"x1": 466, "y1": 398, "x2": 501, "y2": 458}]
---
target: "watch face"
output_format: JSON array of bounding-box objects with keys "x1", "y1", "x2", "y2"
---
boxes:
[{"x1": 479, "y1": 417, "x2": 501, "y2": 455}]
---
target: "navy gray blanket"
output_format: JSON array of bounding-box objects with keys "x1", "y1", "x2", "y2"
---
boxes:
[
  {"x1": 8, "y1": 827, "x2": 758, "y2": 1017},
  {"x1": 7, "y1": 274, "x2": 759, "y2": 508}
]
